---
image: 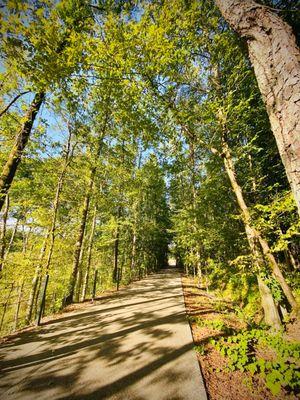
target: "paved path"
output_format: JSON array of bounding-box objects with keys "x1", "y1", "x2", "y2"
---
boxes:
[{"x1": 0, "y1": 269, "x2": 207, "y2": 400}]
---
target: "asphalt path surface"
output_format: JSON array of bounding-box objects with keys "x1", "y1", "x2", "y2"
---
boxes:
[{"x1": 0, "y1": 269, "x2": 207, "y2": 400}]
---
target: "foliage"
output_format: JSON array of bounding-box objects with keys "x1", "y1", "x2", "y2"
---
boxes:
[{"x1": 212, "y1": 329, "x2": 300, "y2": 395}]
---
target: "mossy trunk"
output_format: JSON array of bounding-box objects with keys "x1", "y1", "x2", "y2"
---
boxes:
[{"x1": 0, "y1": 92, "x2": 45, "y2": 211}]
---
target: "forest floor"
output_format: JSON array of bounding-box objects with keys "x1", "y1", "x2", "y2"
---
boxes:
[
  {"x1": 0, "y1": 269, "x2": 207, "y2": 400},
  {"x1": 181, "y1": 276, "x2": 299, "y2": 400}
]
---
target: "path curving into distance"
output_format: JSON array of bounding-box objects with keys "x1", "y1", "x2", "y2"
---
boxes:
[{"x1": 0, "y1": 269, "x2": 207, "y2": 400}]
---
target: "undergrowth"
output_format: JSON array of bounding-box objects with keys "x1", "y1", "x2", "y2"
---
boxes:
[
  {"x1": 187, "y1": 282, "x2": 300, "y2": 397},
  {"x1": 211, "y1": 329, "x2": 300, "y2": 395}
]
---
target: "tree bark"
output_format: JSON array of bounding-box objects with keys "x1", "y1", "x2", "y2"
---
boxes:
[
  {"x1": 0, "y1": 92, "x2": 45, "y2": 211},
  {"x1": 215, "y1": 0, "x2": 300, "y2": 214}
]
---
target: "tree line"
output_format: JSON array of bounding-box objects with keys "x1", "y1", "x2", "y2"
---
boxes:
[{"x1": 0, "y1": 0, "x2": 299, "y2": 335}]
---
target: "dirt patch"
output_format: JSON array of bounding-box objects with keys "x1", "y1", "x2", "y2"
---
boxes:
[{"x1": 181, "y1": 276, "x2": 298, "y2": 400}]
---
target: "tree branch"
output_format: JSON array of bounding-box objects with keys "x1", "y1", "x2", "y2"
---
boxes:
[{"x1": 0, "y1": 91, "x2": 31, "y2": 118}]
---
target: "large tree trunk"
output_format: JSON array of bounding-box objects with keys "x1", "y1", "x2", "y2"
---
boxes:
[
  {"x1": 0, "y1": 92, "x2": 45, "y2": 211},
  {"x1": 215, "y1": 0, "x2": 300, "y2": 214}
]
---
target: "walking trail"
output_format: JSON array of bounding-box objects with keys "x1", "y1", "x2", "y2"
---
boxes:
[{"x1": 0, "y1": 269, "x2": 207, "y2": 400}]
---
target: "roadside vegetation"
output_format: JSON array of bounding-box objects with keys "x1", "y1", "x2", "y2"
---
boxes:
[{"x1": 183, "y1": 277, "x2": 299, "y2": 399}]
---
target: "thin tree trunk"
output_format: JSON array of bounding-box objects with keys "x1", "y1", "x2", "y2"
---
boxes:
[
  {"x1": 130, "y1": 200, "x2": 138, "y2": 279},
  {"x1": 215, "y1": 0, "x2": 300, "y2": 214},
  {"x1": 189, "y1": 138, "x2": 202, "y2": 279},
  {"x1": 14, "y1": 279, "x2": 24, "y2": 331},
  {"x1": 279, "y1": 226, "x2": 299, "y2": 271},
  {"x1": 65, "y1": 114, "x2": 108, "y2": 305},
  {"x1": 286, "y1": 247, "x2": 298, "y2": 271},
  {"x1": 117, "y1": 251, "x2": 125, "y2": 291},
  {"x1": 65, "y1": 168, "x2": 95, "y2": 305},
  {"x1": 4, "y1": 216, "x2": 20, "y2": 260},
  {"x1": 130, "y1": 228, "x2": 137, "y2": 277},
  {"x1": 130, "y1": 145, "x2": 142, "y2": 280},
  {"x1": 22, "y1": 221, "x2": 31, "y2": 254},
  {"x1": 0, "y1": 282, "x2": 14, "y2": 331},
  {"x1": 75, "y1": 234, "x2": 86, "y2": 302},
  {"x1": 26, "y1": 230, "x2": 49, "y2": 323},
  {"x1": 81, "y1": 205, "x2": 97, "y2": 302},
  {"x1": 27, "y1": 128, "x2": 73, "y2": 318},
  {"x1": 0, "y1": 92, "x2": 45, "y2": 211},
  {"x1": 257, "y1": 232, "x2": 298, "y2": 310},
  {"x1": 43, "y1": 178, "x2": 64, "y2": 274},
  {"x1": 26, "y1": 130, "x2": 72, "y2": 316},
  {"x1": 113, "y1": 138, "x2": 125, "y2": 285},
  {"x1": 221, "y1": 140, "x2": 282, "y2": 327},
  {"x1": 44, "y1": 126, "x2": 73, "y2": 274},
  {"x1": 113, "y1": 206, "x2": 121, "y2": 284},
  {"x1": 222, "y1": 135, "x2": 298, "y2": 311},
  {"x1": 0, "y1": 194, "x2": 9, "y2": 272}
]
